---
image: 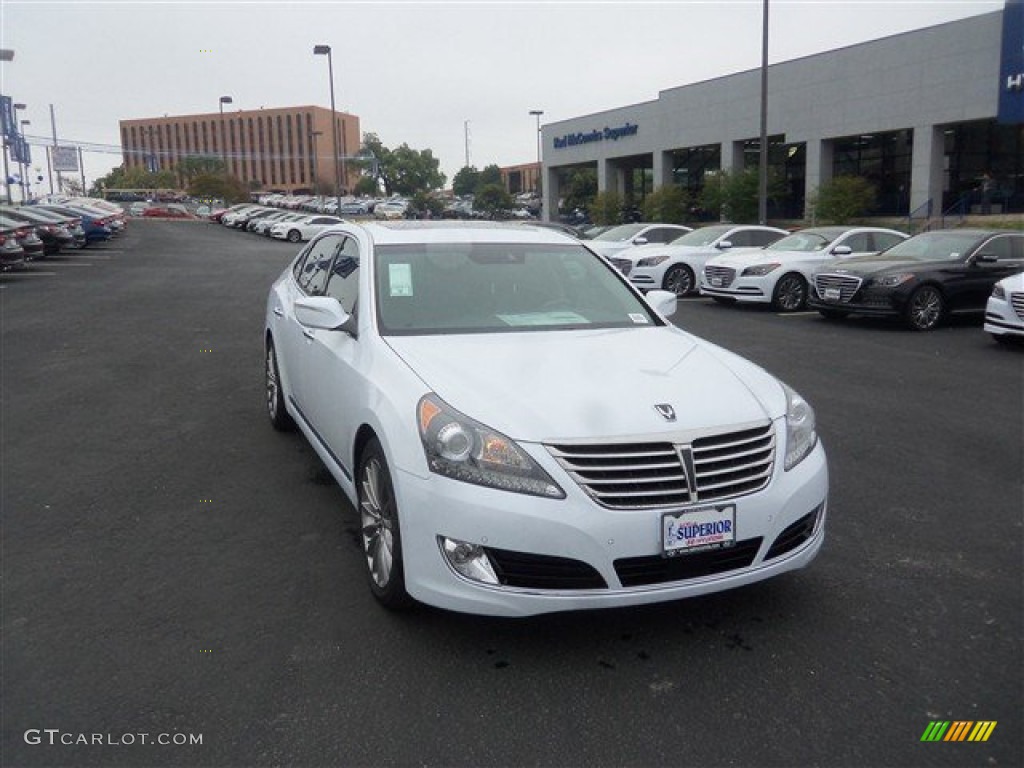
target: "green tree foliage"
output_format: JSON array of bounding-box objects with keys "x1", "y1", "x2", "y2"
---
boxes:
[
  {"x1": 560, "y1": 168, "x2": 597, "y2": 215},
  {"x1": 187, "y1": 173, "x2": 250, "y2": 204},
  {"x1": 174, "y1": 155, "x2": 226, "y2": 187},
  {"x1": 451, "y1": 166, "x2": 480, "y2": 197},
  {"x1": 590, "y1": 190, "x2": 624, "y2": 226},
  {"x1": 410, "y1": 190, "x2": 445, "y2": 218},
  {"x1": 811, "y1": 176, "x2": 877, "y2": 224},
  {"x1": 354, "y1": 176, "x2": 379, "y2": 196},
  {"x1": 474, "y1": 183, "x2": 514, "y2": 217},
  {"x1": 642, "y1": 185, "x2": 690, "y2": 224},
  {"x1": 90, "y1": 164, "x2": 178, "y2": 195},
  {"x1": 358, "y1": 133, "x2": 445, "y2": 197},
  {"x1": 699, "y1": 167, "x2": 786, "y2": 223},
  {"x1": 477, "y1": 164, "x2": 502, "y2": 189}
]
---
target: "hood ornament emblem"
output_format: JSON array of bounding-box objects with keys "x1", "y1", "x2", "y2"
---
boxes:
[{"x1": 655, "y1": 404, "x2": 676, "y2": 422}]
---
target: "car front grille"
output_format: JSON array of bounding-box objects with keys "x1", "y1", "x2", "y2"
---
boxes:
[
  {"x1": 704, "y1": 265, "x2": 736, "y2": 287},
  {"x1": 484, "y1": 547, "x2": 607, "y2": 589},
  {"x1": 1011, "y1": 292, "x2": 1024, "y2": 321},
  {"x1": 608, "y1": 257, "x2": 632, "y2": 276},
  {"x1": 615, "y1": 538, "x2": 763, "y2": 586},
  {"x1": 814, "y1": 274, "x2": 861, "y2": 302},
  {"x1": 547, "y1": 423, "x2": 775, "y2": 510}
]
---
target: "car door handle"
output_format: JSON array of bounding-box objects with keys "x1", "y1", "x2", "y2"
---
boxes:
[
  {"x1": 302, "y1": 328, "x2": 316, "y2": 340},
  {"x1": 273, "y1": 307, "x2": 284, "y2": 317}
]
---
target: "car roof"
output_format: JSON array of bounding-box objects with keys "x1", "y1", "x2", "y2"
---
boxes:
[{"x1": 346, "y1": 220, "x2": 579, "y2": 247}]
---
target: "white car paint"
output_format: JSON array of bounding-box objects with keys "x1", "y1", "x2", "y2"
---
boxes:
[
  {"x1": 265, "y1": 221, "x2": 828, "y2": 616},
  {"x1": 269, "y1": 215, "x2": 344, "y2": 242},
  {"x1": 586, "y1": 223, "x2": 692, "y2": 259},
  {"x1": 983, "y1": 271, "x2": 1024, "y2": 341}
]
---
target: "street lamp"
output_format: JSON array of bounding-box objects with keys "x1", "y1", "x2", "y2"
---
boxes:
[
  {"x1": 219, "y1": 96, "x2": 233, "y2": 171},
  {"x1": 529, "y1": 110, "x2": 543, "y2": 194},
  {"x1": 313, "y1": 44, "x2": 343, "y2": 216}
]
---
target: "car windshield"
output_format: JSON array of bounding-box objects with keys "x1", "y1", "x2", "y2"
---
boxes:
[
  {"x1": 375, "y1": 242, "x2": 661, "y2": 335},
  {"x1": 592, "y1": 224, "x2": 646, "y2": 242},
  {"x1": 670, "y1": 225, "x2": 733, "y2": 247},
  {"x1": 864, "y1": 231, "x2": 983, "y2": 262},
  {"x1": 766, "y1": 232, "x2": 833, "y2": 252}
]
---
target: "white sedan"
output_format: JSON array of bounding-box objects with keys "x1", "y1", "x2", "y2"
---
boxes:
[
  {"x1": 269, "y1": 215, "x2": 344, "y2": 243},
  {"x1": 699, "y1": 226, "x2": 909, "y2": 311},
  {"x1": 983, "y1": 271, "x2": 1024, "y2": 344},
  {"x1": 586, "y1": 223, "x2": 692, "y2": 259},
  {"x1": 624, "y1": 224, "x2": 788, "y2": 296},
  {"x1": 264, "y1": 221, "x2": 828, "y2": 617}
]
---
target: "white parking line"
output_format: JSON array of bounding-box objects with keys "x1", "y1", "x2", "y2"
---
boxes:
[{"x1": 1, "y1": 271, "x2": 58, "y2": 277}]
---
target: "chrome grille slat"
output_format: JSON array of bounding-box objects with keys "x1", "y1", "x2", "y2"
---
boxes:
[
  {"x1": 704, "y1": 265, "x2": 736, "y2": 287},
  {"x1": 1011, "y1": 292, "x2": 1024, "y2": 321},
  {"x1": 814, "y1": 274, "x2": 861, "y2": 302},
  {"x1": 547, "y1": 424, "x2": 775, "y2": 509}
]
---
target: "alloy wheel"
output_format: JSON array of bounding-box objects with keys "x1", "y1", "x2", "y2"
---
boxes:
[
  {"x1": 361, "y1": 457, "x2": 395, "y2": 589},
  {"x1": 907, "y1": 286, "x2": 943, "y2": 331}
]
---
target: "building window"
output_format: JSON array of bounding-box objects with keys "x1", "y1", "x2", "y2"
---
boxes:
[{"x1": 832, "y1": 129, "x2": 912, "y2": 216}]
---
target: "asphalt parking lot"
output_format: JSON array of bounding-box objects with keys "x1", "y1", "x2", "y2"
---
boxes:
[{"x1": 2, "y1": 220, "x2": 1021, "y2": 768}]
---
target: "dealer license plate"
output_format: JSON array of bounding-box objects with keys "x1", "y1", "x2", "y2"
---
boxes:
[
  {"x1": 710, "y1": 277, "x2": 723, "y2": 287},
  {"x1": 823, "y1": 288, "x2": 841, "y2": 300},
  {"x1": 662, "y1": 505, "x2": 736, "y2": 557}
]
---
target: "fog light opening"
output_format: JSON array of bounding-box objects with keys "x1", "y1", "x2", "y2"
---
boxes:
[{"x1": 440, "y1": 537, "x2": 499, "y2": 585}]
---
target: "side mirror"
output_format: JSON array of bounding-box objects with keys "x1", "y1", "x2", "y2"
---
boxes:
[
  {"x1": 831, "y1": 245, "x2": 852, "y2": 256},
  {"x1": 717, "y1": 240, "x2": 733, "y2": 250},
  {"x1": 295, "y1": 296, "x2": 357, "y2": 335},
  {"x1": 646, "y1": 289, "x2": 678, "y2": 319},
  {"x1": 633, "y1": 236, "x2": 649, "y2": 245}
]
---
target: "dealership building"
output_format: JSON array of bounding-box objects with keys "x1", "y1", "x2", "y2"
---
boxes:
[
  {"x1": 540, "y1": 2, "x2": 1024, "y2": 222},
  {"x1": 119, "y1": 105, "x2": 360, "y2": 194}
]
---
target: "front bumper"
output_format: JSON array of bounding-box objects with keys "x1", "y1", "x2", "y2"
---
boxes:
[
  {"x1": 699, "y1": 274, "x2": 772, "y2": 304},
  {"x1": 629, "y1": 265, "x2": 668, "y2": 291},
  {"x1": 984, "y1": 296, "x2": 1024, "y2": 337},
  {"x1": 394, "y1": 435, "x2": 828, "y2": 617}
]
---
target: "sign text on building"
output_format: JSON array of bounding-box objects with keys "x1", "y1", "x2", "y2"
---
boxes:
[{"x1": 554, "y1": 122, "x2": 639, "y2": 150}]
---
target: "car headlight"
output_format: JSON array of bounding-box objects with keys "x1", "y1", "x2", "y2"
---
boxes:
[
  {"x1": 991, "y1": 282, "x2": 1006, "y2": 300},
  {"x1": 637, "y1": 255, "x2": 669, "y2": 267},
  {"x1": 875, "y1": 273, "x2": 915, "y2": 288},
  {"x1": 741, "y1": 263, "x2": 781, "y2": 276},
  {"x1": 782, "y1": 383, "x2": 817, "y2": 471},
  {"x1": 417, "y1": 394, "x2": 565, "y2": 498}
]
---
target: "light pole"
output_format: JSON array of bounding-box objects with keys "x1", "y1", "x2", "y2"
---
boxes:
[
  {"x1": 313, "y1": 44, "x2": 343, "y2": 216},
  {"x1": 758, "y1": 0, "x2": 769, "y2": 225},
  {"x1": 219, "y1": 96, "x2": 233, "y2": 172},
  {"x1": 19, "y1": 119, "x2": 30, "y2": 200},
  {"x1": 1, "y1": 50, "x2": 14, "y2": 203},
  {"x1": 529, "y1": 110, "x2": 543, "y2": 194},
  {"x1": 309, "y1": 130, "x2": 322, "y2": 199}
]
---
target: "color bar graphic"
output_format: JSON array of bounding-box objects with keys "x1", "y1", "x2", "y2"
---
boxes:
[{"x1": 920, "y1": 721, "x2": 996, "y2": 742}]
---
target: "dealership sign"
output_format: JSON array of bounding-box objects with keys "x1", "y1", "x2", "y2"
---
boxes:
[
  {"x1": 998, "y1": 0, "x2": 1023, "y2": 124},
  {"x1": 52, "y1": 145, "x2": 79, "y2": 172},
  {"x1": 553, "y1": 122, "x2": 639, "y2": 150}
]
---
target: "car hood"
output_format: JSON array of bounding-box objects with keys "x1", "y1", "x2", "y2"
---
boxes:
[
  {"x1": 709, "y1": 249, "x2": 823, "y2": 268},
  {"x1": 816, "y1": 258, "x2": 951, "y2": 277},
  {"x1": 384, "y1": 327, "x2": 784, "y2": 442}
]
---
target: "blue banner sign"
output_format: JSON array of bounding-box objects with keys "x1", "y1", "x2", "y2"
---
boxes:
[
  {"x1": 554, "y1": 122, "x2": 639, "y2": 150},
  {"x1": 998, "y1": 0, "x2": 1024, "y2": 124}
]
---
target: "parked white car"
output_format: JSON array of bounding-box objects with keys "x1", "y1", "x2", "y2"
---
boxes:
[
  {"x1": 983, "y1": 271, "x2": 1024, "y2": 343},
  {"x1": 264, "y1": 221, "x2": 828, "y2": 616},
  {"x1": 700, "y1": 226, "x2": 909, "y2": 311},
  {"x1": 624, "y1": 224, "x2": 788, "y2": 296},
  {"x1": 374, "y1": 201, "x2": 409, "y2": 220},
  {"x1": 269, "y1": 215, "x2": 345, "y2": 243},
  {"x1": 586, "y1": 223, "x2": 692, "y2": 259}
]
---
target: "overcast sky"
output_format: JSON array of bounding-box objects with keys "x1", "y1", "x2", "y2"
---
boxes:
[{"x1": 0, "y1": 0, "x2": 1006, "y2": 193}]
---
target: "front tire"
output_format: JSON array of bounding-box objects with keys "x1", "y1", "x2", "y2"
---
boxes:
[
  {"x1": 287, "y1": 229, "x2": 302, "y2": 243},
  {"x1": 772, "y1": 273, "x2": 807, "y2": 312},
  {"x1": 905, "y1": 285, "x2": 944, "y2": 331},
  {"x1": 265, "y1": 340, "x2": 294, "y2": 431},
  {"x1": 663, "y1": 264, "x2": 695, "y2": 297},
  {"x1": 358, "y1": 439, "x2": 412, "y2": 610}
]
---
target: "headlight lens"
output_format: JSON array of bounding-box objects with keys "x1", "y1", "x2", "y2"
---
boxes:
[
  {"x1": 637, "y1": 254, "x2": 669, "y2": 267},
  {"x1": 417, "y1": 394, "x2": 565, "y2": 498},
  {"x1": 782, "y1": 383, "x2": 817, "y2": 471},
  {"x1": 741, "y1": 263, "x2": 781, "y2": 276},
  {"x1": 992, "y1": 283, "x2": 1005, "y2": 299},
  {"x1": 875, "y1": 273, "x2": 915, "y2": 288}
]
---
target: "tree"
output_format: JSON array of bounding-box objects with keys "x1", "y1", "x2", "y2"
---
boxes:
[
  {"x1": 174, "y1": 155, "x2": 226, "y2": 187},
  {"x1": 451, "y1": 166, "x2": 480, "y2": 197},
  {"x1": 358, "y1": 133, "x2": 445, "y2": 197},
  {"x1": 560, "y1": 168, "x2": 597, "y2": 216},
  {"x1": 473, "y1": 183, "x2": 514, "y2": 218},
  {"x1": 811, "y1": 176, "x2": 877, "y2": 224},
  {"x1": 642, "y1": 185, "x2": 690, "y2": 224},
  {"x1": 477, "y1": 164, "x2": 502, "y2": 189},
  {"x1": 410, "y1": 190, "x2": 445, "y2": 218},
  {"x1": 187, "y1": 173, "x2": 250, "y2": 204},
  {"x1": 354, "y1": 176, "x2": 379, "y2": 196},
  {"x1": 699, "y1": 167, "x2": 786, "y2": 223},
  {"x1": 589, "y1": 190, "x2": 624, "y2": 226}
]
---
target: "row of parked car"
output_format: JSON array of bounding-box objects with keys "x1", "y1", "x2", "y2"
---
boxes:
[
  {"x1": 214, "y1": 203, "x2": 346, "y2": 243},
  {"x1": 0, "y1": 197, "x2": 127, "y2": 270},
  {"x1": 596, "y1": 221, "x2": 1023, "y2": 334},
  {"x1": 255, "y1": 193, "x2": 409, "y2": 218}
]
